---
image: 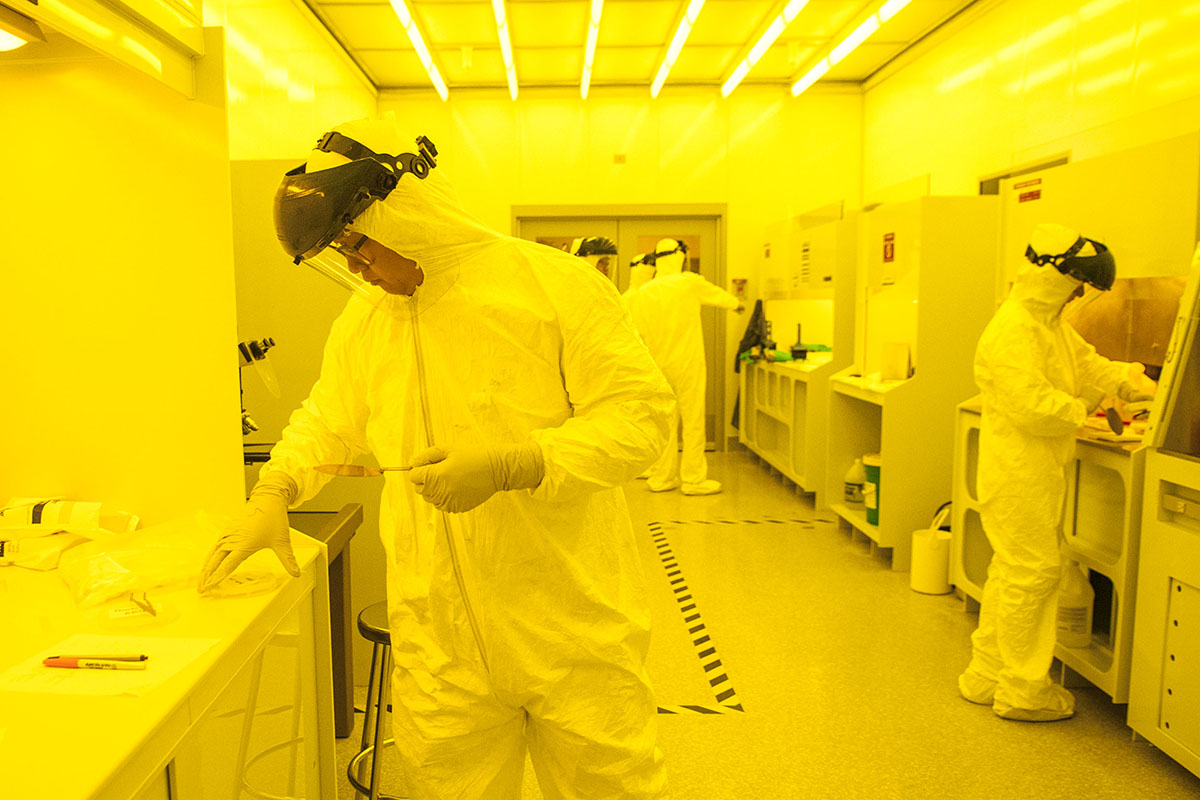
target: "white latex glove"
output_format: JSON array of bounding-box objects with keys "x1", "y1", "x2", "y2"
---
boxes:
[
  {"x1": 408, "y1": 442, "x2": 544, "y2": 514},
  {"x1": 1080, "y1": 386, "x2": 1106, "y2": 416},
  {"x1": 1118, "y1": 380, "x2": 1155, "y2": 404},
  {"x1": 199, "y1": 471, "x2": 300, "y2": 593}
]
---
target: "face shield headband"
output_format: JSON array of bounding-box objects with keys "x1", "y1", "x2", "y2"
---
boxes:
[
  {"x1": 274, "y1": 132, "x2": 439, "y2": 265},
  {"x1": 1025, "y1": 235, "x2": 1115, "y2": 291},
  {"x1": 652, "y1": 240, "x2": 688, "y2": 261}
]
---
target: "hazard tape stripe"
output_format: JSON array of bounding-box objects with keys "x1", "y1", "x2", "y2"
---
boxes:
[{"x1": 649, "y1": 521, "x2": 743, "y2": 716}]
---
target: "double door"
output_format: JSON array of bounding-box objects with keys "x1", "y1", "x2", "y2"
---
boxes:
[{"x1": 517, "y1": 215, "x2": 725, "y2": 450}]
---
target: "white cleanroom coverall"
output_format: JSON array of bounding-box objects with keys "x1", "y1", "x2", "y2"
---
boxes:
[
  {"x1": 634, "y1": 244, "x2": 739, "y2": 494},
  {"x1": 960, "y1": 261, "x2": 1131, "y2": 720},
  {"x1": 265, "y1": 121, "x2": 674, "y2": 798}
]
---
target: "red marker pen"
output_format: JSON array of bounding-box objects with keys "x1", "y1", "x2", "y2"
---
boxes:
[{"x1": 43, "y1": 657, "x2": 148, "y2": 670}]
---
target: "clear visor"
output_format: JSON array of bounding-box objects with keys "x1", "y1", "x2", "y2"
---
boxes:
[
  {"x1": 1063, "y1": 281, "x2": 1105, "y2": 321},
  {"x1": 302, "y1": 247, "x2": 379, "y2": 301},
  {"x1": 584, "y1": 254, "x2": 615, "y2": 278}
]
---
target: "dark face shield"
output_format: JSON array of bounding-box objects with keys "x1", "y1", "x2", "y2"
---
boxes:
[
  {"x1": 274, "y1": 159, "x2": 399, "y2": 264},
  {"x1": 1026, "y1": 236, "x2": 1115, "y2": 291},
  {"x1": 272, "y1": 133, "x2": 438, "y2": 296}
]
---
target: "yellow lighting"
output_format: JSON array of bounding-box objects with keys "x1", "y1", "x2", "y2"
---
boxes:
[
  {"x1": 722, "y1": 0, "x2": 809, "y2": 97},
  {"x1": 388, "y1": 0, "x2": 448, "y2": 99},
  {"x1": 650, "y1": 0, "x2": 705, "y2": 97},
  {"x1": 0, "y1": 4, "x2": 44, "y2": 50},
  {"x1": 829, "y1": 14, "x2": 879, "y2": 65},
  {"x1": 582, "y1": 0, "x2": 602, "y2": 99},
  {"x1": 791, "y1": 57, "x2": 828, "y2": 95},
  {"x1": 783, "y1": 0, "x2": 808, "y2": 22},
  {"x1": 120, "y1": 35, "x2": 162, "y2": 73},
  {"x1": 749, "y1": 17, "x2": 785, "y2": 65},
  {"x1": 721, "y1": 61, "x2": 751, "y2": 96},
  {"x1": 492, "y1": 0, "x2": 518, "y2": 99},
  {"x1": 877, "y1": 0, "x2": 911, "y2": 23}
]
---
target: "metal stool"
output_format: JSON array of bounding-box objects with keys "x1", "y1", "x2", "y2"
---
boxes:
[{"x1": 348, "y1": 601, "x2": 405, "y2": 800}]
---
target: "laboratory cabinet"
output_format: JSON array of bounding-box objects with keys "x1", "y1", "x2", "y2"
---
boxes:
[
  {"x1": 951, "y1": 400, "x2": 1146, "y2": 702},
  {"x1": 825, "y1": 196, "x2": 998, "y2": 570},
  {"x1": 1128, "y1": 245, "x2": 1200, "y2": 778},
  {"x1": 0, "y1": 528, "x2": 337, "y2": 800},
  {"x1": 740, "y1": 213, "x2": 857, "y2": 506}
]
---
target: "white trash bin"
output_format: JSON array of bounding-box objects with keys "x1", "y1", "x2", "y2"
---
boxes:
[{"x1": 910, "y1": 504, "x2": 952, "y2": 595}]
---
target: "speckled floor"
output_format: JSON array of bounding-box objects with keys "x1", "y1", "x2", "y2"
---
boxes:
[{"x1": 335, "y1": 449, "x2": 1200, "y2": 799}]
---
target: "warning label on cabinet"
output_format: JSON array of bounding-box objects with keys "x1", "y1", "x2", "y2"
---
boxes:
[
  {"x1": 1019, "y1": 190, "x2": 1042, "y2": 203},
  {"x1": 883, "y1": 232, "x2": 895, "y2": 263}
]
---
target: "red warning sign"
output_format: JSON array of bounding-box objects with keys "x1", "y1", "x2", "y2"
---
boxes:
[
  {"x1": 883, "y1": 232, "x2": 895, "y2": 263},
  {"x1": 1019, "y1": 190, "x2": 1042, "y2": 203}
]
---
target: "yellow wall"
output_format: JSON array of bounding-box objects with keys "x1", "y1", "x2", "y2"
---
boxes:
[
  {"x1": 376, "y1": 86, "x2": 863, "y2": 439},
  {"x1": 0, "y1": 32, "x2": 243, "y2": 524},
  {"x1": 863, "y1": 0, "x2": 1200, "y2": 198},
  {"x1": 210, "y1": 0, "x2": 378, "y2": 159}
]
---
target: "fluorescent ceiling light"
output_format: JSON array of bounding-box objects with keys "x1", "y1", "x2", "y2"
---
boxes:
[
  {"x1": 651, "y1": 0, "x2": 705, "y2": 97},
  {"x1": 582, "y1": 0, "x2": 602, "y2": 99},
  {"x1": 492, "y1": 0, "x2": 518, "y2": 99},
  {"x1": 388, "y1": 0, "x2": 448, "y2": 100},
  {"x1": 791, "y1": 58, "x2": 828, "y2": 95},
  {"x1": 878, "y1": 0, "x2": 912, "y2": 23},
  {"x1": 0, "y1": 4, "x2": 44, "y2": 52},
  {"x1": 829, "y1": 14, "x2": 879, "y2": 65},
  {"x1": 789, "y1": 0, "x2": 908, "y2": 98},
  {"x1": 721, "y1": 0, "x2": 809, "y2": 97}
]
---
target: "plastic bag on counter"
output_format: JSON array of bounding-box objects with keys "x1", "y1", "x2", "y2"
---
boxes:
[
  {"x1": 57, "y1": 513, "x2": 220, "y2": 607},
  {"x1": 0, "y1": 497, "x2": 138, "y2": 571}
]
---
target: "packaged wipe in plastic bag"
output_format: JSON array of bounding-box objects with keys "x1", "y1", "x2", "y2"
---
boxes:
[
  {"x1": 0, "y1": 497, "x2": 137, "y2": 570},
  {"x1": 58, "y1": 513, "x2": 219, "y2": 607}
]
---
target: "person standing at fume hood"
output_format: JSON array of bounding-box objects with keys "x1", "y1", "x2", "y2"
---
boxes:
[
  {"x1": 636, "y1": 238, "x2": 743, "y2": 495},
  {"x1": 959, "y1": 223, "x2": 1155, "y2": 722},
  {"x1": 198, "y1": 119, "x2": 674, "y2": 799}
]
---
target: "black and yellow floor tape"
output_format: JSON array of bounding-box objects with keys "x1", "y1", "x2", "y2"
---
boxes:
[{"x1": 649, "y1": 515, "x2": 835, "y2": 715}]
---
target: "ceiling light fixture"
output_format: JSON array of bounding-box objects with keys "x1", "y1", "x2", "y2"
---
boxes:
[
  {"x1": 721, "y1": 0, "x2": 810, "y2": 97},
  {"x1": 790, "y1": 0, "x2": 911, "y2": 97},
  {"x1": 581, "y1": 0, "x2": 603, "y2": 99},
  {"x1": 0, "y1": 3, "x2": 45, "y2": 52},
  {"x1": 387, "y1": 0, "x2": 448, "y2": 100},
  {"x1": 492, "y1": 0, "x2": 518, "y2": 100},
  {"x1": 650, "y1": 0, "x2": 705, "y2": 98}
]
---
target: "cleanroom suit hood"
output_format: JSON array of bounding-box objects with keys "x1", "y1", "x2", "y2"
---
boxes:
[
  {"x1": 962, "y1": 259, "x2": 1130, "y2": 718},
  {"x1": 267, "y1": 119, "x2": 674, "y2": 797}
]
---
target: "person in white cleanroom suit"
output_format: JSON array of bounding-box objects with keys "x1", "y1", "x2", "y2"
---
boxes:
[
  {"x1": 959, "y1": 223, "x2": 1154, "y2": 722},
  {"x1": 570, "y1": 235, "x2": 619, "y2": 279},
  {"x1": 623, "y1": 253, "x2": 657, "y2": 305},
  {"x1": 635, "y1": 238, "x2": 742, "y2": 495},
  {"x1": 199, "y1": 119, "x2": 673, "y2": 798}
]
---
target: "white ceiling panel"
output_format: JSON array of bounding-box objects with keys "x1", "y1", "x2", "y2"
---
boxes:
[
  {"x1": 322, "y1": 7, "x2": 411, "y2": 50},
  {"x1": 419, "y1": 3, "x2": 500, "y2": 43},
  {"x1": 592, "y1": 46, "x2": 663, "y2": 82},
  {"x1": 302, "y1": 0, "x2": 979, "y2": 94},
  {"x1": 516, "y1": 47, "x2": 585, "y2": 83}
]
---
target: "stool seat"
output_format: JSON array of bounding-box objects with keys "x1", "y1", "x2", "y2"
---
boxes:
[{"x1": 357, "y1": 601, "x2": 391, "y2": 645}]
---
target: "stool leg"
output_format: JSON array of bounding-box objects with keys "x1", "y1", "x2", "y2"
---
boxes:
[
  {"x1": 369, "y1": 647, "x2": 392, "y2": 800},
  {"x1": 235, "y1": 651, "x2": 266, "y2": 790},
  {"x1": 357, "y1": 643, "x2": 381, "y2": 793}
]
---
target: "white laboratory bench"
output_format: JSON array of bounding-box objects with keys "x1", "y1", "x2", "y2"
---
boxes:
[{"x1": 0, "y1": 528, "x2": 336, "y2": 800}]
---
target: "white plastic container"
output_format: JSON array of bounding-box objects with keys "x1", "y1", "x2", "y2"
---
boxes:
[
  {"x1": 843, "y1": 459, "x2": 866, "y2": 508},
  {"x1": 1056, "y1": 561, "x2": 1095, "y2": 648},
  {"x1": 910, "y1": 504, "x2": 952, "y2": 594}
]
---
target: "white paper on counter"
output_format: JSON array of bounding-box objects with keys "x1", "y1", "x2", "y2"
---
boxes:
[{"x1": 1, "y1": 633, "x2": 218, "y2": 696}]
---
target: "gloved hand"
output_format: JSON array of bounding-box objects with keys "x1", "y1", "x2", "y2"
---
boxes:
[
  {"x1": 1080, "y1": 386, "x2": 1106, "y2": 416},
  {"x1": 408, "y1": 441, "x2": 545, "y2": 514},
  {"x1": 198, "y1": 471, "x2": 300, "y2": 593},
  {"x1": 1117, "y1": 381, "x2": 1155, "y2": 419},
  {"x1": 1118, "y1": 381, "x2": 1155, "y2": 404}
]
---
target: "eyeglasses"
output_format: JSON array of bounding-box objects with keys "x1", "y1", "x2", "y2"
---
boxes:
[{"x1": 329, "y1": 231, "x2": 371, "y2": 269}]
